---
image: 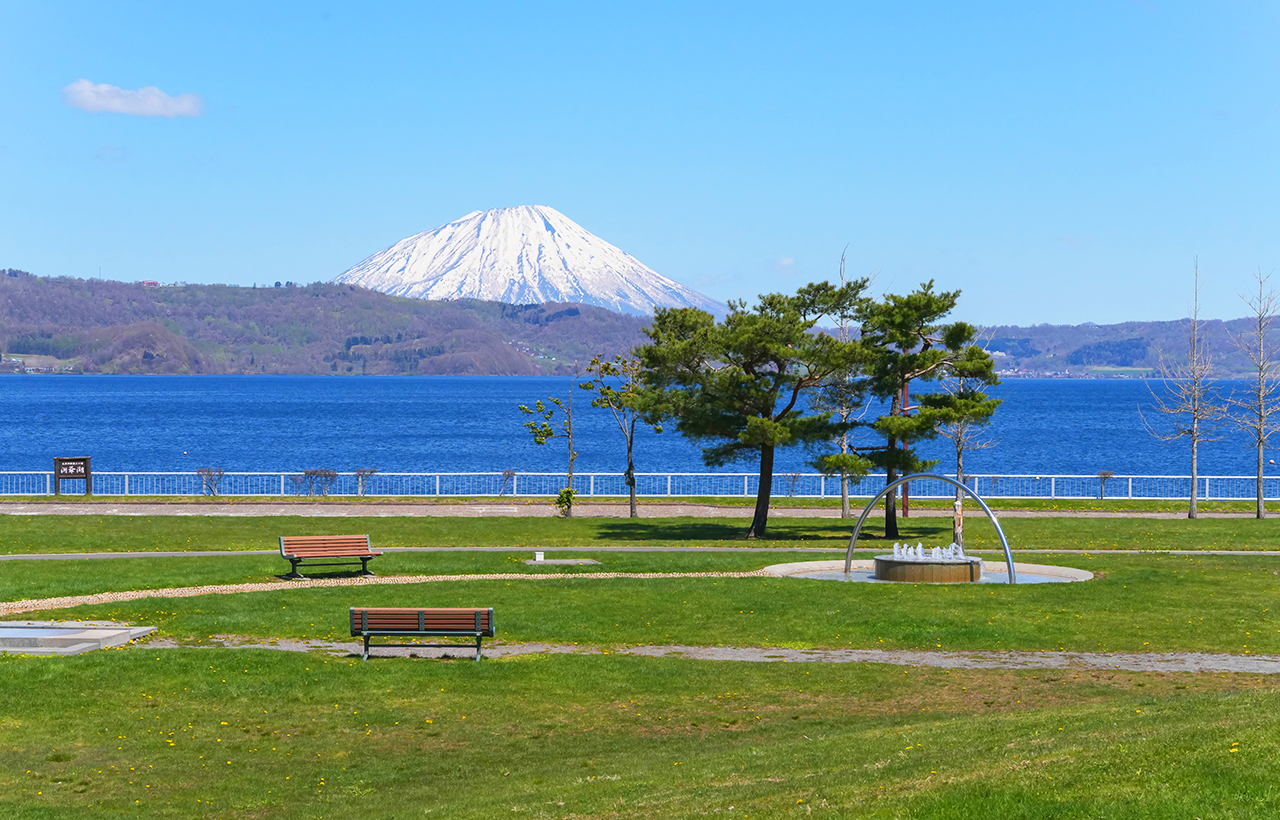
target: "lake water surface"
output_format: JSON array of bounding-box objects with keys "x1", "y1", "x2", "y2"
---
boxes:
[{"x1": 0, "y1": 376, "x2": 1271, "y2": 477}]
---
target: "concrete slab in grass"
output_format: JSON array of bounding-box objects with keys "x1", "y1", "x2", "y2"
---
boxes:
[{"x1": 0, "y1": 621, "x2": 155, "y2": 656}]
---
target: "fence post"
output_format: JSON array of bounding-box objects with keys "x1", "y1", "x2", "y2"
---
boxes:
[
  {"x1": 1050, "y1": 477, "x2": 1055, "y2": 499},
  {"x1": 435, "y1": 475, "x2": 440, "y2": 496},
  {"x1": 1128, "y1": 477, "x2": 1132, "y2": 499},
  {"x1": 280, "y1": 474, "x2": 285, "y2": 495},
  {"x1": 667, "y1": 475, "x2": 672, "y2": 496},
  {"x1": 590, "y1": 474, "x2": 594, "y2": 496},
  {"x1": 513, "y1": 473, "x2": 518, "y2": 496},
  {"x1": 743, "y1": 475, "x2": 748, "y2": 497},
  {"x1": 124, "y1": 473, "x2": 129, "y2": 496}
]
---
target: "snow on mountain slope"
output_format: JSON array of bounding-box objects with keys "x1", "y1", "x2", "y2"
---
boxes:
[{"x1": 332, "y1": 205, "x2": 726, "y2": 317}]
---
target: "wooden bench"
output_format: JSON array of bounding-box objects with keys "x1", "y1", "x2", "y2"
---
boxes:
[
  {"x1": 349, "y1": 607, "x2": 495, "y2": 661},
  {"x1": 279, "y1": 535, "x2": 381, "y2": 579}
]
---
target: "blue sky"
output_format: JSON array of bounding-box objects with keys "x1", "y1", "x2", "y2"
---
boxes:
[{"x1": 1, "y1": 1, "x2": 1277, "y2": 326}]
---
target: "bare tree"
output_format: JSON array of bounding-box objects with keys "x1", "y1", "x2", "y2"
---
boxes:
[
  {"x1": 1142, "y1": 261, "x2": 1225, "y2": 519},
  {"x1": 354, "y1": 468, "x2": 377, "y2": 497},
  {"x1": 303, "y1": 469, "x2": 338, "y2": 496},
  {"x1": 1226, "y1": 269, "x2": 1280, "y2": 519},
  {"x1": 1097, "y1": 470, "x2": 1114, "y2": 499},
  {"x1": 808, "y1": 250, "x2": 873, "y2": 518},
  {"x1": 288, "y1": 470, "x2": 338, "y2": 496},
  {"x1": 927, "y1": 371, "x2": 1000, "y2": 547},
  {"x1": 196, "y1": 467, "x2": 225, "y2": 497}
]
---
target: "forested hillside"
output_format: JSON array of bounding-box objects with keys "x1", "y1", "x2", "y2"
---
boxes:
[
  {"x1": 1, "y1": 268, "x2": 1266, "y2": 377},
  {"x1": 0, "y1": 270, "x2": 649, "y2": 375},
  {"x1": 983, "y1": 317, "x2": 1260, "y2": 376}
]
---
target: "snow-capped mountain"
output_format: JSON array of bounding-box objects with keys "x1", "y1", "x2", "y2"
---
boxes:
[{"x1": 332, "y1": 205, "x2": 726, "y2": 317}]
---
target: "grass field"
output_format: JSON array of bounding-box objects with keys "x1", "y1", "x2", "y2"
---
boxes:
[
  {"x1": 1, "y1": 512, "x2": 1278, "y2": 818},
  {"x1": 3, "y1": 510, "x2": 1280, "y2": 555}
]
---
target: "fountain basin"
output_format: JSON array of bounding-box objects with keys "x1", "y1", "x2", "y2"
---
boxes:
[
  {"x1": 764, "y1": 560, "x2": 1092, "y2": 585},
  {"x1": 874, "y1": 555, "x2": 983, "y2": 583}
]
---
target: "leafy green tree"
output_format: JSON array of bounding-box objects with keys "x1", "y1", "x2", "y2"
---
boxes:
[
  {"x1": 637, "y1": 280, "x2": 867, "y2": 538},
  {"x1": 856, "y1": 281, "x2": 997, "y2": 538},
  {"x1": 580, "y1": 354, "x2": 662, "y2": 518},
  {"x1": 519, "y1": 390, "x2": 578, "y2": 517}
]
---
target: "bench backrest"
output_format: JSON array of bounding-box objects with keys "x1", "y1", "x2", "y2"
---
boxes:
[
  {"x1": 349, "y1": 607, "x2": 495, "y2": 637},
  {"x1": 280, "y1": 535, "x2": 373, "y2": 558}
]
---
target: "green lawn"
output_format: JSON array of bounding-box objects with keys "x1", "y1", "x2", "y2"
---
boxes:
[
  {"x1": 17, "y1": 551, "x2": 1274, "y2": 656},
  {"x1": 2, "y1": 646, "x2": 1277, "y2": 818},
  {"x1": 3, "y1": 511, "x2": 1280, "y2": 555},
  {"x1": 1, "y1": 513, "x2": 1278, "y2": 818}
]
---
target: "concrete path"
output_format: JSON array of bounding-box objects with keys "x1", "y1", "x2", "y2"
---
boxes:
[
  {"x1": 0, "y1": 500, "x2": 1266, "y2": 518},
  {"x1": 2, "y1": 545, "x2": 1277, "y2": 562}
]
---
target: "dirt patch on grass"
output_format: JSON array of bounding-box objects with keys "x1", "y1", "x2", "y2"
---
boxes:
[{"x1": 138, "y1": 633, "x2": 1280, "y2": 678}]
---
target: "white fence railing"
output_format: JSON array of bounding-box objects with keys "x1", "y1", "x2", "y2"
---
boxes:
[{"x1": 1, "y1": 471, "x2": 1278, "y2": 500}]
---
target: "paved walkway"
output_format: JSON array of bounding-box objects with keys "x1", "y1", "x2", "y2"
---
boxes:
[{"x1": 0, "y1": 500, "x2": 1264, "y2": 518}]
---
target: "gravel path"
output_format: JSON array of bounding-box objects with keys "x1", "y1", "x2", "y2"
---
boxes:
[
  {"x1": 141, "y1": 634, "x2": 1280, "y2": 675},
  {"x1": 0, "y1": 570, "x2": 770, "y2": 617}
]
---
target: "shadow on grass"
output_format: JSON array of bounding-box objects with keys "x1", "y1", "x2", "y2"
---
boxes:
[{"x1": 593, "y1": 516, "x2": 959, "y2": 545}]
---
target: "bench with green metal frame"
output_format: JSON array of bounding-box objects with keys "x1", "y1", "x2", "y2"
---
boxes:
[
  {"x1": 349, "y1": 607, "x2": 495, "y2": 661},
  {"x1": 279, "y1": 535, "x2": 380, "y2": 579}
]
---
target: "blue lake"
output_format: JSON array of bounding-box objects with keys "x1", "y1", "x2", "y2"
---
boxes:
[{"x1": 0, "y1": 375, "x2": 1272, "y2": 477}]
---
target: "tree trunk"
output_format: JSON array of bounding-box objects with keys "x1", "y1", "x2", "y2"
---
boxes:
[
  {"x1": 565, "y1": 387, "x2": 575, "y2": 518},
  {"x1": 1258, "y1": 439, "x2": 1267, "y2": 520},
  {"x1": 839, "y1": 467, "x2": 850, "y2": 519},
  {"x1": 953, "y1": 450, "x2": 965, "y2": 547},
  {"x1": 625, "y1": 427, "x2": 638, "y2": 519},
  {"x1": 883, "y1": 460, "x2": 899, "y2": 539},
  {"x1": 1188, "y1": 435, "x2": 1199, "y2": 520},
  {"x1": 747, "y1": 445, "x2": 775, "y2": 539},
  {"x1": 882, "y1": 388, "x2": 903, "y2": 538}
]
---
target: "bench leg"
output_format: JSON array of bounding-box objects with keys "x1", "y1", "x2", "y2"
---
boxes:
[
  {"x1": 286, "y1": 559, "x2": 306, "y2": 580},
  {"x1": 475, "y1": 637, "x2": 483, "y2": 662},
  {"x1": 363, "y1": 635, "x2": 371, "y2": 661},
  {"x1": 360, "y1": 557, "x2": 375, "y2": 577}
]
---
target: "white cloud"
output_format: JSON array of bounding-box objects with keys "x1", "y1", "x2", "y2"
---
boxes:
[
  {"x1": 62, "y1": 79, "x2": 204, "y2": 117},
  {"x1": 775, "y1": 257, "x2": 797, "y2": 277}
]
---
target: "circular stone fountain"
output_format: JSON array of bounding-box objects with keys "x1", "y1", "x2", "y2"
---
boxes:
[
  {"x1": 775, "y1": 472, "x2": 1096, "y2": 585},
  {"x1": 874, "y1": 542, "x2": 982, "y2": 583},
  {"x1": 762, "y1": 559, "x2": 1092, "y2": 584}
]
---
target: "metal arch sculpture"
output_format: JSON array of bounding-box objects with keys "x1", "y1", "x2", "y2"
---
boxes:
[{"x1": 843, "y1": 473, "x2": 1017, "y2": 584}]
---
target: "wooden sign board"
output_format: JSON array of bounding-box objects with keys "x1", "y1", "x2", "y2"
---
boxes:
[{"x1": 53, "y1": 457, "x2": 92, "y2": 495}]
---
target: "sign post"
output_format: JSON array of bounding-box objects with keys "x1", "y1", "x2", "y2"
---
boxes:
[{"x1": 53, "y1": 457, "x2": 92, "y2": 495}]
